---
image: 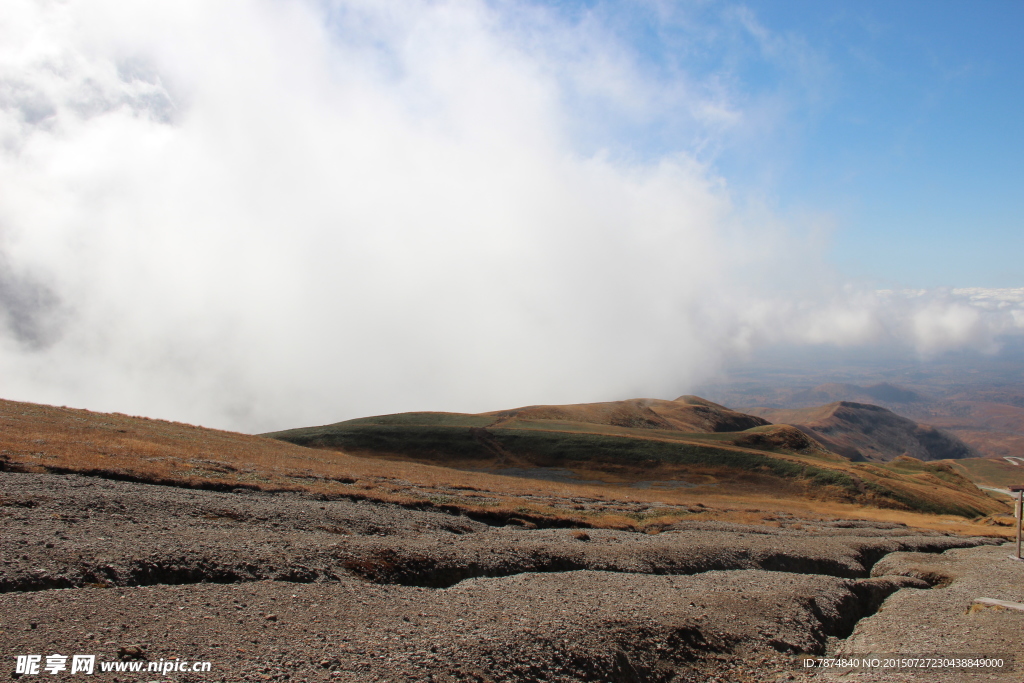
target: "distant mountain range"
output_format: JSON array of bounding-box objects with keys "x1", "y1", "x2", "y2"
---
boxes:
[
  {"x1": 782, "y1": 382, "x2": 926, "y2": 406},
  {"x1": 699, "y1": 367, "x2": 1024, "y2": 460}
]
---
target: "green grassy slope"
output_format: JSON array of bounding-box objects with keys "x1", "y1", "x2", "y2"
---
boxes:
[{"x1": 265, "y1": 409, "x2": 1005, "y2": 517}]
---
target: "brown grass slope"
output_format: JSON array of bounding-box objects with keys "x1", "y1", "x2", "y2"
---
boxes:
[
  {"x1": 485, "y1": 395, "x2": 769, "y2": 432},
  {"x1": 0, "y1": 397, "x2": 670, "y2": 531},
  {"x1": 747, "y1": 401, "x2": 976, "y2": 463},
  {"x1": 0, "y1": 396, "x2": 1008, "y2": 530}
]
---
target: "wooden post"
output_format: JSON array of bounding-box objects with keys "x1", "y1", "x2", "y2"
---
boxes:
[{"x1": 1010, "y1": 486, "x2": 1024, "y2": 561}]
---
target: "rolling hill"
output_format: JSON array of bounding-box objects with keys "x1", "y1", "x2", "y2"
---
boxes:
[
  {"x1": 745, "y1": 401, "x2": 977, "y2": 463},
  {"x1": 0, "y1": 393, "x2": 1009, "y2": 524},
  {"x1": 484, "y1": 396, "x2": 770, "y2": 432},
  {"x1": 265, "y1": 396, "x2": 1004, "y2": 517}
]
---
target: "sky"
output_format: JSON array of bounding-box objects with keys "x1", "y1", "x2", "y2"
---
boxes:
[{"x1": 0, "y1": 0, "x2": 1022, "y2": 432}]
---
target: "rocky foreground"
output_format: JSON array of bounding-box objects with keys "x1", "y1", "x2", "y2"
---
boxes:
[{"x1": 2, "y1": 473, "x2": 1021, "y2": 682}]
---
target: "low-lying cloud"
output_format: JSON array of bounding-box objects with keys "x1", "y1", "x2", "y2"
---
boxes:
[
  {"x1": 721, "y1": 287, "x2": 1024, "y2": 356},
  {"x1": 0, "y1": 0, "x2": 1020, "y2": 431}
]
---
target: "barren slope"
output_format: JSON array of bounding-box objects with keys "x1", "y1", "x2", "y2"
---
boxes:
[{"x1": 2, "y1": 472, "x2": 1009, "y2": 683}]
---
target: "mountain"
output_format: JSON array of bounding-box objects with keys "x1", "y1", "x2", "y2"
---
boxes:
[
  {"x1": 746, "y1": 401, "x2": 976, "y2": 463},
  {"x1": 702, "y1": 374, "x2": 1024, "y2": 460}
]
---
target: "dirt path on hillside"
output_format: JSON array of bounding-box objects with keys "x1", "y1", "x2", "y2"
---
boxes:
[{"x1": 1, "y1": 472, "x2": 1016, "y2": 682}]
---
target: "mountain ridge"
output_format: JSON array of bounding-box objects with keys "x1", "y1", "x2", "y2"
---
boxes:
[
  {"x1": 482, "y1": 395, "x2": 770, "y2": 433},
  {"x1": 746, "y1": 401, "x2": 976, "y2": 463}
]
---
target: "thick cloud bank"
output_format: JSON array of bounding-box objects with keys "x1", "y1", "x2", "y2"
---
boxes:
[{"x1": 1, "y1": 1, "x2": 1021, "y2": 431}]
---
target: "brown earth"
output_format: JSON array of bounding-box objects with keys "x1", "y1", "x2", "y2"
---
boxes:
[{"x1": 1, "y1": 472, "x2": 1012, "y2": 683}]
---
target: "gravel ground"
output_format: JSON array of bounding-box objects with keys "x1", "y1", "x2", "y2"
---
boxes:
[
  {"x1": 816, "y1": 544, "x2": 1024, "y2": 683},
  {"x1": 0, "y1": 472, "x2": 1012, "y2": 682}
]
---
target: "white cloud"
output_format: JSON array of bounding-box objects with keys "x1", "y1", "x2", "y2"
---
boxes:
[
  {"x1": 0, "y1": 0, "x2": 1019, "y2": 431},
  {"x1": 733, "y1": 288, "x2": 1024, "y2": 357}
]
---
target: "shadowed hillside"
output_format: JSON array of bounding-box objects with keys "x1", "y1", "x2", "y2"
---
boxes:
[
  {"x1": 747, "y1": 401, "x2": 976, "y2": 462},
  {"x1": 707, "y1": 376, "x2": 1024, "y2": 460}
]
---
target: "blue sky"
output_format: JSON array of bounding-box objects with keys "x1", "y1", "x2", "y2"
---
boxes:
[{"x1": 541, "y1": 0, "x2": 1024, "y2": 287}]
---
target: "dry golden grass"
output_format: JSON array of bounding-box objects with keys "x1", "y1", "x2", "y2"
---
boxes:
[
  {"x1": 482, "y1": 396, "x2": 763, "y2": 432},
  {"x1": 0, "y1": 398, "x2": 1011, "y2": 538}
]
